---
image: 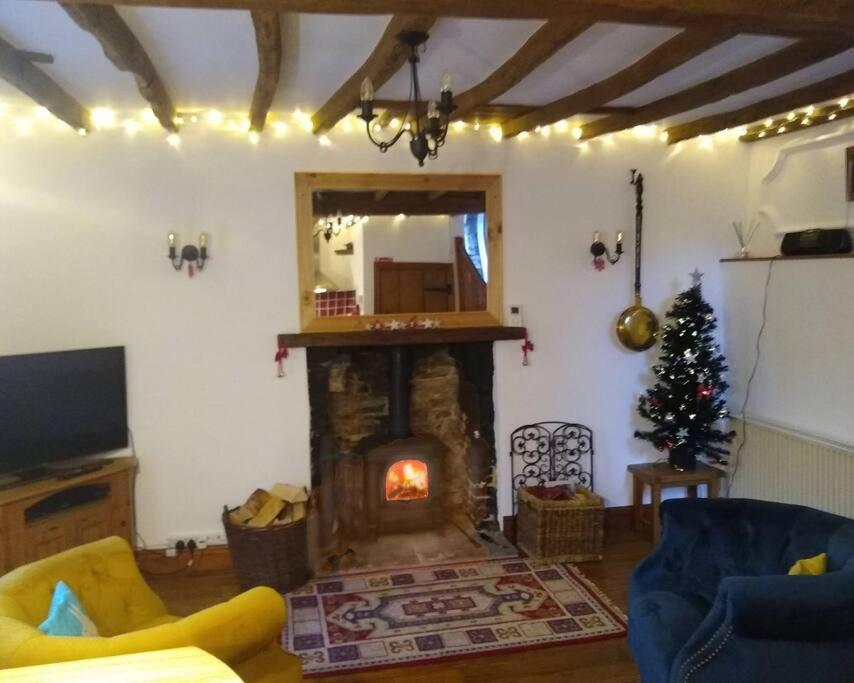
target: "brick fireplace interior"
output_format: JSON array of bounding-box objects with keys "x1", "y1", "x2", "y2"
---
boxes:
[{"x1": 307, "y1": 341, "x2": 513, "y2": 574}]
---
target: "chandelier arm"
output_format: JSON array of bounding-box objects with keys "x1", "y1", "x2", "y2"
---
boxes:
[{"x1": 364, "y1": 120, "x2": 409, "y2": 150}]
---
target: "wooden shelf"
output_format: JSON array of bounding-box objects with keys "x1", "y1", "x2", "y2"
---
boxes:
[
  {"x1": 721, "y1": 253, "x2": 854, "y2": 263},
  {"x1": 277, "y1": 326, "x2": 527, "y2": 349}
]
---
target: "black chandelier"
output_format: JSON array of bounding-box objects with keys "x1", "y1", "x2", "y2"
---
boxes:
[{"x1": 359, "y1": 31, "x2": 455, "y2": 166}]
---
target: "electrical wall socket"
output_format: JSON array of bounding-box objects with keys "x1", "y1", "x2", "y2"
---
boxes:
[
  {"x1": 164, "y1": 531, "x2": 228, "y2": 557},
  {"x1": 507, "y1": 305, "x2": 523, "y2": 327}
]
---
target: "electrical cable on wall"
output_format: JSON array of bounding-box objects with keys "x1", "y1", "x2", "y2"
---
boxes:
[{"x1": 727, "y1": 256, "x2": 777, "y2": 496}]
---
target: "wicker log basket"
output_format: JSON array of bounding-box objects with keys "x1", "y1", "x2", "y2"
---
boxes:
[
  {"x1": 516, "y1": 486, "x2": 604, "y2": 562},
  {"x1": 222, "y1": 505, "x2": 310, "y2": 593}
]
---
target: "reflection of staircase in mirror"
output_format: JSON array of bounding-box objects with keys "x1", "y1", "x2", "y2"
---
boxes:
[{"x1": 455, "y1": 237, "x2": 487, "y2": 311}]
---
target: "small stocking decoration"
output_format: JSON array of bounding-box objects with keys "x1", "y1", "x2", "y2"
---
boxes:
[
  {"x1": 275, "y1": 344, "x2": 288, "y2": 378},
  {"x1": 521, "y1": 334, "x2": 534, "y2": 366}
]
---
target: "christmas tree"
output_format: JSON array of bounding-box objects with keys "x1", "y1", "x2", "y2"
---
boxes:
[{"x1": 635, "y1": 270, "x2": 736, "y2": 464}]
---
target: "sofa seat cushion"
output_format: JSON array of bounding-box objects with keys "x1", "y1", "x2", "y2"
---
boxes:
[{"x1": 630, "y1": 589, "x2": 710, "y2": 683}]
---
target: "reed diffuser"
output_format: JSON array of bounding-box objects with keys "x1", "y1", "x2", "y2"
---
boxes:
[{"x1": 732, "y1": 219, "x2": 759, "y2": 258}]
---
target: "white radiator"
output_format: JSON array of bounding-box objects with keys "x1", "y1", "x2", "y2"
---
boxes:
[{"x1": 728, "y1": 419, "x2": 854, "y2": 519}]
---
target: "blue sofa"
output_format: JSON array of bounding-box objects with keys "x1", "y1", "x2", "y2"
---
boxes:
[{"x1": 629, "y1": 498, "x2": 854, "y2": 683}]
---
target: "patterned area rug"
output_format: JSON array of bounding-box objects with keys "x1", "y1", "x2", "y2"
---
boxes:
[{"x1": 284, "y1": 558, "x2": 627, "y2": 677}]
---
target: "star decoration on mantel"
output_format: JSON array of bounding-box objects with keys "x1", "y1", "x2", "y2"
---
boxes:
[{"x1": 690, "y1": 268, "x2": 704, "y2": 286}]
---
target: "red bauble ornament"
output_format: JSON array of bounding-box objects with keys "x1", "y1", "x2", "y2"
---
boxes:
[{"x1": 696, "y1": 384, "x2": 714, "y2": 399}]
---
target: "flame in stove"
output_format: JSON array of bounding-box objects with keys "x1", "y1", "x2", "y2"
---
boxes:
[{"x1": 385, "y1": 459, "x2": 429, "y2": 501}]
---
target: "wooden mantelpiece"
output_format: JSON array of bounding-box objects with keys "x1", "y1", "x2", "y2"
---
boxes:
[{"x1": 278, "y1": 326, "x2": 526, "y2": 348}]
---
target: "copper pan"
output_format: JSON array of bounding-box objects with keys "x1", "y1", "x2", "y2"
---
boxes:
[{"x1": 616, "y1": 170, "x2": 658, "y2": 351}]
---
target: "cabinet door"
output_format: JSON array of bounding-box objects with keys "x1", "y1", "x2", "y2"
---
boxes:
[
  {"x1": 77, "y1": 509, "x2": 113, "y2": 545},
  {"x1": 26, "y1": 522, "x2": 70, "y2": 563}
]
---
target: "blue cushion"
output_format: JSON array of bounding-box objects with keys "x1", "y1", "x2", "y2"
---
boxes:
[{"x1": 38, "y1": 581, "x2": 99, "y2": 637}]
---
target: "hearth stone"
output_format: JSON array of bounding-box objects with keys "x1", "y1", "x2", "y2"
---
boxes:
[{"x1": 307, "y1": 342, "x2": 498, "y2": 565}]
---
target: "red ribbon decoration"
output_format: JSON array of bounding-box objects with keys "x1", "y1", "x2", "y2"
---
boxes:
[
  {"x1": 521, "y1": 335, "x2": 534, "y2": 366},
  {"x1": 275, "y1": 345, "x2": 288, "y2": 377}
]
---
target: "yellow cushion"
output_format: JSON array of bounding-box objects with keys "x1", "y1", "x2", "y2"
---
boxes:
[{"x1": 788, "y1": 552, "x2": 827, "y2": 576}]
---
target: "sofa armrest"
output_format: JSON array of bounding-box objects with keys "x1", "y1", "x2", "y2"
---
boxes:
[
  {"x1": 6, "y1": 587, "x2": 285, "y2": 669},
  {"x1": 720, "y1": 572, "x2": 854, "y2": 641}
]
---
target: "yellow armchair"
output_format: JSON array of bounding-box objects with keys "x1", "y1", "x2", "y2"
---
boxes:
[{"x1": 0, "y1": 537, "x2": 301, "y2": 683}]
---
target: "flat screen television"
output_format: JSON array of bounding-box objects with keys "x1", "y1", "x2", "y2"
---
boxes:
[{"x1": 0, "y1": 347, "x2": 128, "y2": 475}]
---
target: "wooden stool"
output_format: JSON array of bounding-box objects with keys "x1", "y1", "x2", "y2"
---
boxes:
[{"x1": 627, "y1": 462, "x2": 725, "y2": 543}]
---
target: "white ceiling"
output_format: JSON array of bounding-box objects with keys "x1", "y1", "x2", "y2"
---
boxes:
[{"x1": 0, "y1": 1, "x2": 852, "y2": 128}]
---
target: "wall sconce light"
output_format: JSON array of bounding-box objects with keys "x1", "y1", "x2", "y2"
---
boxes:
[
  {"x1": 590, "y1": 230, "x2": 623, "y2": 271},
  {"x1": 168, "y1": 232, "x2": 209, "y2": 277},
  {"x1": 314, "y1": 211, "x2": 367, "y2": 243}
]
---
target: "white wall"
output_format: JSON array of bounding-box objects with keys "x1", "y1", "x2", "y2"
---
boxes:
[
  {"x1": 0, "y1": 124, "x2": 749, "y2": 545},
  {"x1": 315, "y1": 224, "x2": 361, "y2": 293},
  {"x1": 723, "y1": 118, "x2": 854, "y2": 448}
]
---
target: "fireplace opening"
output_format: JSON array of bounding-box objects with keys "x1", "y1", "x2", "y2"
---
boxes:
[{"x1": 386, "y1": 459, "x2": 429, "y2": 501}]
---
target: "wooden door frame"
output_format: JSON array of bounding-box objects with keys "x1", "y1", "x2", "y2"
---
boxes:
[{"x1": 295, "y1": 172, "x2": 503, "y2": 332}]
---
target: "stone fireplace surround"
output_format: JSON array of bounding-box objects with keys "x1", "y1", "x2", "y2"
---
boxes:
[{"x1": 307, "y1": 341, "x2": 498, "y2": 562}]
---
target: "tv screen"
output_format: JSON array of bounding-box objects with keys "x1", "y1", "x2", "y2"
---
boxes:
[{"x1": 0, "y1": 347, "x2": 128, "y2": 474}]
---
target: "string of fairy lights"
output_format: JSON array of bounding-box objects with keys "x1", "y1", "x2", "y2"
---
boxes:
[{"x1": 0, "y1": 92, "x2": 851, "y2": 149}]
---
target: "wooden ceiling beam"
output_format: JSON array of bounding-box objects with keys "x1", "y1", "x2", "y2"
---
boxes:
[
  {"x1": 502, "y1": 27, "x2": 735, "y2": 137},
  {"x1": 248, "y1": 10, "x2": 282, "y2": 132},
  {"x1": 30, "y1": 0, "x2": 854, "y2": 40},
  {"x1": 580, "y1": 39, "x2": 851, "y2": 140},
  {"x1": 61, "y1": 3, "x2": 178, "y2": 132},
  {"x1": 665, "y1": 69, "x2": 854, "y2": 143},
  {"x1": 369, "y1": 99, "x2": 635, "y2": 125},
  {"x1": 0, "y1": 35, "x2": 90, "y2": 131},
  {"x1": 452, "y1": 17, "x2": 595, "y2": 120},
  {"x1": 311, "y1": 14, "x2": 437, "y2": 134}
]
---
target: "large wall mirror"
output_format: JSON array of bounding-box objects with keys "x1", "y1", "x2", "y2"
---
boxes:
[{"x1": 295, "y1": 173, "x2": 503, "y2": 332}]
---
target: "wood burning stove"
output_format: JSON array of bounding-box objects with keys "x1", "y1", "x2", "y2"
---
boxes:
[{"x1": 365, "y1": 347, "x2": 445, "y2": 535}]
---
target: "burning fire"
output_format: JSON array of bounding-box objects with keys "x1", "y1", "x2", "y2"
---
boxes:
[{"x1": 386, "y1": 459, "x2": 429, "y2": 501}]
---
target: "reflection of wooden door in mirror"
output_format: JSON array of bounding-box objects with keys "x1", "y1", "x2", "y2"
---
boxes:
[
  {"x1": 374, "y1": 262, "x2": 454, "y2": 314},
  {"x1": 455, "y1": 237, "x2": 487, "y2": 311}
]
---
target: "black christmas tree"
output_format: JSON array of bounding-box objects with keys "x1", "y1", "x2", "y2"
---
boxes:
[{"x1": 634, "y1": 270, "x2": 736, "y2": 469}]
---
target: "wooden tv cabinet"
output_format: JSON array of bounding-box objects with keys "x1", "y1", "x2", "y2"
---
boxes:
[{"x1": 0, "y1": 457, "x2": 136, "y2": 573}]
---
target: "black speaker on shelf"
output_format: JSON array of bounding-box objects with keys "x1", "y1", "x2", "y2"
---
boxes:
[{"x1": 780, "y1": 228, "x2": 852, "y2": 256}]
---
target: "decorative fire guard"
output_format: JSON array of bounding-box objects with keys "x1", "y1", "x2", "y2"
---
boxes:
[{"x1": 509, "y1": 422, "x2": 594, "y2": 513}]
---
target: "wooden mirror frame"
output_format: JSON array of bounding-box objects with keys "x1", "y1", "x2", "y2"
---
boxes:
[{"x1": 295, "y1": 172, "x2": 503, "y2": 332}]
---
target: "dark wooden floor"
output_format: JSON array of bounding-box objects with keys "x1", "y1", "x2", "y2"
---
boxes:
[{"x1": 146, "y1": 526, "x2": 652, "y2": 683}]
